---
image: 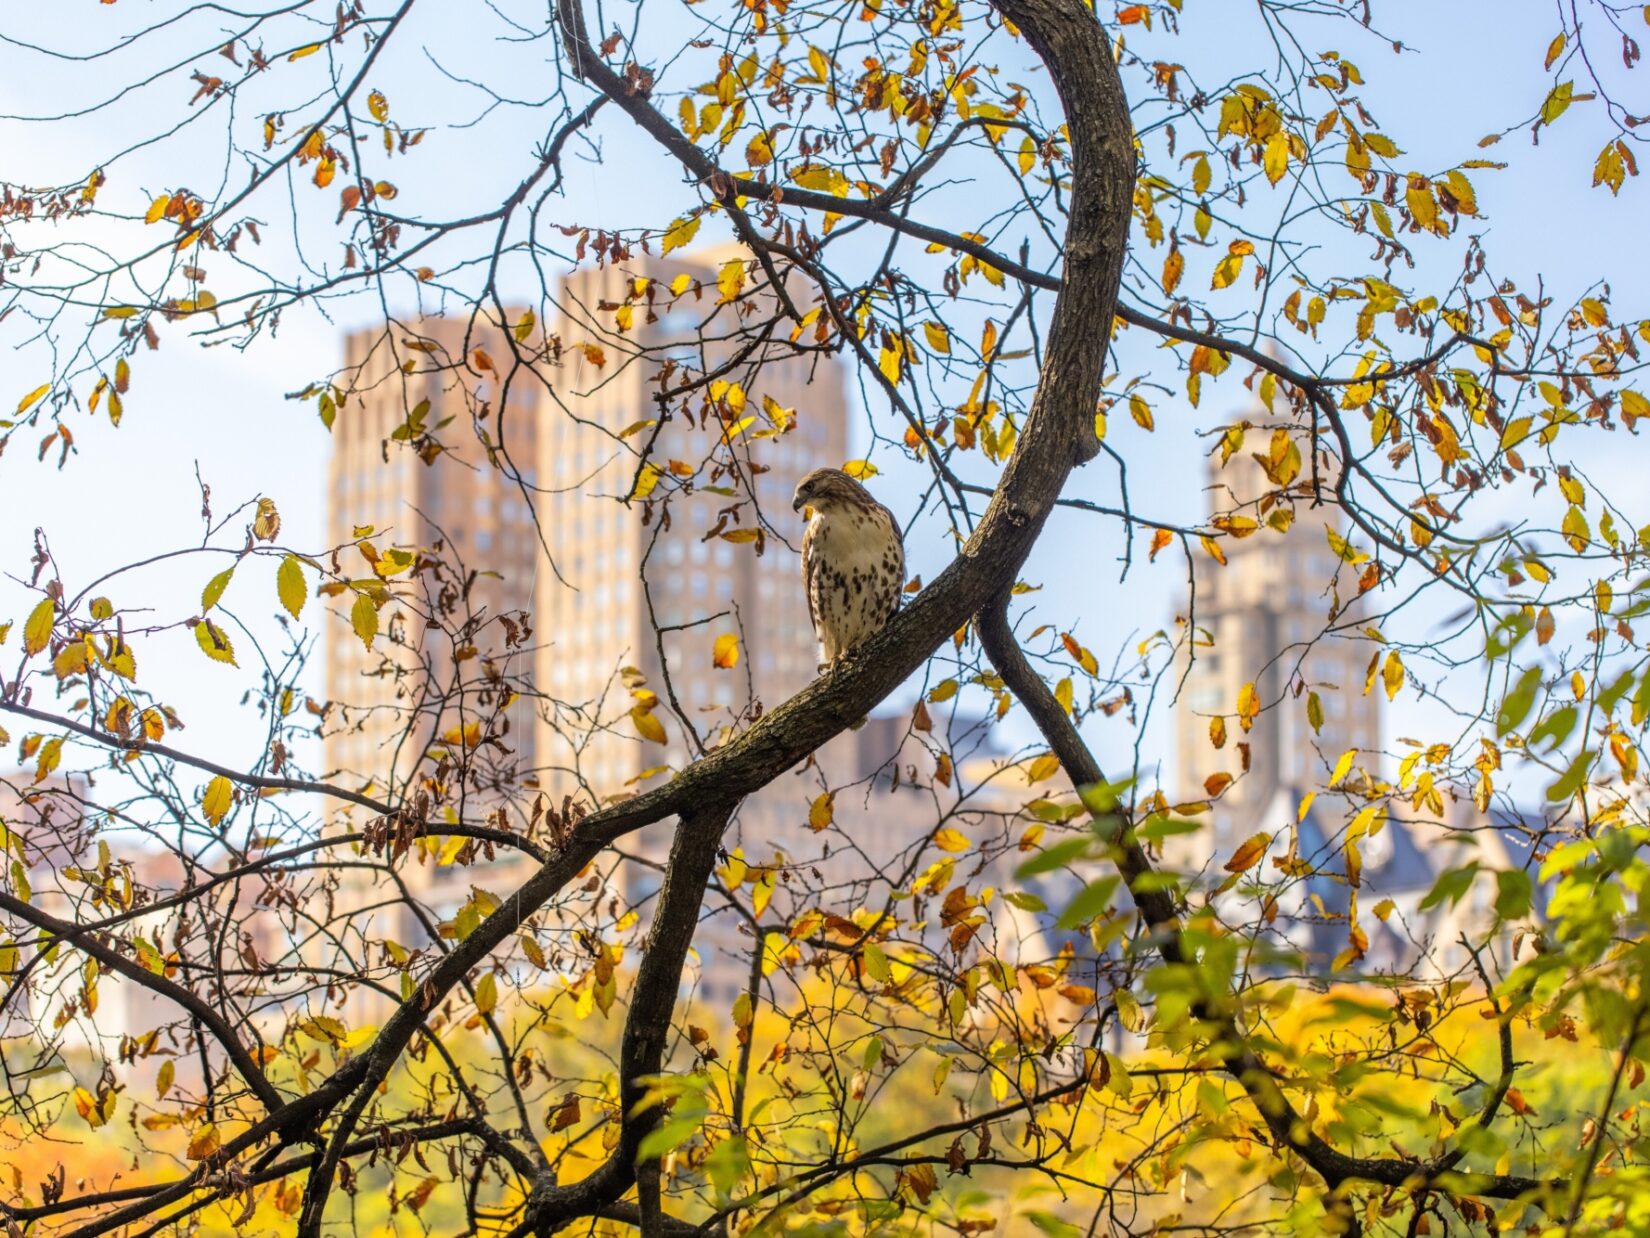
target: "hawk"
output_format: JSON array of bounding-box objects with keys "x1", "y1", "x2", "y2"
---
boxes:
[{"x1": 793, "y1": 467, "x2": 905, "y2": 678}]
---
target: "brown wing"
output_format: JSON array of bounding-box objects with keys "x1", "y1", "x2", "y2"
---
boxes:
[
  {"x1": 800, "y1": 516, "x2": 824, "y2": 637},
  {"x1": 876, "y1": 502, "x2": 906, "y2": 621}
]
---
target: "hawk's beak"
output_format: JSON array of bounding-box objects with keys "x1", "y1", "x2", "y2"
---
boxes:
[{"x1": 791, "y1": 493, "x2": 807, "y2": 513}]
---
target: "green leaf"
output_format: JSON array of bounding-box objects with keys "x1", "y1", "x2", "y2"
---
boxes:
[
  {"x1": 1545, "y1": 748, "x2": 1595, "y2": 802},
  {"x1": 705, "y1": 1135, "x2": 749, "y2": 1196},
  {"x1": 1597, "y1": 670, "x2": 1635, "y2": 718},
  {"x1": 1014, "y1": 836, "x2": 1091, "y2": 880},
  {"x1": 1134, "y1": 814, "x2": 1203, "y2": 843},
  {"x1": 1419, "y1": 863, "x2": 1480, "y2": 912},
  {"x1": 1025, "y1": 1212, "x2": 1081, "y2": 1238},
  {"x1": 636, "y1": 1109, "x2": 707, "y2": 1162},
  {"x1": 1495, "y1": 666, "x2": 1541, "y2": 736},
  {"x1": 1055, "y1": 875, "x2": 1120, "y2": 930},
  {"x1": 1002, "y1": 890, "x2": 1047, "y2": 912},
  {"x1": 1494, "y1": 869, "x2": 1533, "y2": 920},
  {"x1": 861, "y1": 942, "x2": 892, "y2": 983},
  {"x1": 1527, "y1": 705, "x2": 1577, "y2": 751}
]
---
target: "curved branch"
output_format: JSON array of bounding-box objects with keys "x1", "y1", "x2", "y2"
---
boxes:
[{"x1": 974, "y1": 590, "x2": 1559, "y2": 1207}]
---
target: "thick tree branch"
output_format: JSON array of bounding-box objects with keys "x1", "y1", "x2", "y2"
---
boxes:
[
  {"x1": 0, "y1": 886, "x2": 283, "y2": 1113},
  {"x1": 523, "y1": 801, "x2": 735, "y2": 1233}
]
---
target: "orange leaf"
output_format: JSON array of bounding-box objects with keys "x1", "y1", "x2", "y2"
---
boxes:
[{"x1": 1224, "y1": 832, "x2": 1270, "y2": 873}]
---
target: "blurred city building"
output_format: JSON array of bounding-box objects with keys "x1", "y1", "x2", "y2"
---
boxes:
[
  {"x1": 1165, "y1": 407, "x2": 1547, "y2": 977},
  {"x1": 322, "y1": 247, "x2": 948, "y2": 1000}
]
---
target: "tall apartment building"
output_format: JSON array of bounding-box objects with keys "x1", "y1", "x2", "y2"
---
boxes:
[
  {"x1": 325, "y1": 316, "x2": 542, "y2": 796},
  {"x1": 532, "y1": 248, "x2": 844, "y2": 811},
  {"x1": 1171, "y1": 415, "x2": 1383, "y2": 861},
  {"x1": 324, "y1": 249, "x2": 928, "y2": 996}
]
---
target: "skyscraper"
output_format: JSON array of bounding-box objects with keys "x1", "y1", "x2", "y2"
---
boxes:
[
  {"x1": 531, "y1": 247, "x2": 844, "y2": 816},
  {"x1": 322, "y1": 248, "x2": 910, "y2": 995},
  {"x1": 1171, "y1": 414, "x2": 1383, "y2": 857},
  {"x1": 324, "y1": 315, "x2": 541, "y2": 798}
]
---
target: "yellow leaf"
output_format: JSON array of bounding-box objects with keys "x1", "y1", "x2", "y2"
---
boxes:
[
  {"x1": 23, "y1": 596, "x2": 55, "y2": 656},
  {"x1": 922, "y1": 321, "x2": 950, "y2": 354},
  {"x1": 933, "y1": 827, "x2": 971, "y2": 853},
  {"x1": 662, "y1": 214, "x2": 702, "y2": 254},
  {"x1": 16, "y1": 384, "x2": 49, "y2": 415},
  {"x1": 474, "y1": 972, "x2": 498, "y2": 1016},
  {"x1": 1211, "y1": 251, "x2": 1244, "y2": 291},
  {"x1": 842, "y1": 459, "x2": 878, "y2": 480},
  {"x1": 809, "y1": 792, "x2": 835, "y2": 831},
  {"x1": 202, "y1": 775, "x2": 234, "y2": 827},
  {"x1": 35, "y1": 736, "x2": 63, "y2": 784},
  {"x1": 277, "y1": 555, "x2": 307, "y2": 619},
  {"x1": 195, "y1": 618, "x2": 238, "y2": 666},
  {"x1": 1263, "y1": 132, "x2": 1289, "y2": 184},
  {"x1": 878, "y1": 337, "x2": 903, "y2": 384},
  {"x1": 156, "y1": 1059, "x2": 175, "y2": 1099},
  {"x1": 1382, "y1": 651, "x2": 1404, "y2": 701},
  {"x1": 201, "y1": 567, "x2": 234, "y2": 612},
  {"x1": 1129, "y1": 393, "x2": 1153, "y2": 431},
  {"x1": 252, "y1": 498, "x2": 281, "y2": 542},
  {"x1": 368, "y1": 90, "x2": 389, "y2": 122},
  {"x1": 443, "y1": 721, "x2": 482, "y2": 749},
  {"x1": 73, "y1": 1087, "x2": 107, "y2": 1128},
  {"x1": 1192, "y1": 153, "x2": 1211, "y2": 195},
  {"x1": 350, "y1": 593, "x2": 378, "y2": 651},
  {"x1": 716, "y1": 258, "x2": 745, "y2": 305},
  {"x1": 186, "y1": 1124, "x2": 221, "y2": 1160},
  {"x1": 713, "y1": 632, "x2": 740, "y2": 669},
  {"x1": 630, "y1": 462, "x2": 662, "y2": 501},
  {"x1": 1017, "y1": 135, "x2": 1035, "y2": 175},
  {"x1": 288, "y1": 43, "x2": 321, "y2": 61},
  {"x1": 1236, "y1": 681, "x2": 1259, "y2": 732},
  {"x1": 144, "y1": 195, "x2": 169, "y2": 224},
  {"x1": 632, "y1": 706, "x2": 667, "y2": 744},
  {"x1": 1224, "y1": 832, "x2": 1270, "y2": 873},
  {"x1": 1026, "y1": 753, "x2": 1060, "y2": 783},
  {"x1": 1539, "y1": 80, "x2": 1574, "y2": 125},
  {"x1": 1162, "y1": 245, "x2": 1184, "y2": 296},
  {"x1": 514, "y1": 308, "x2": 536, "y2": 342}
]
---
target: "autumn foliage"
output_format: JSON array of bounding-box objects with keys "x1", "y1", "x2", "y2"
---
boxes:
[{"x1": 2, "y1": 2, "x2": 1650, "y2": 1236}]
